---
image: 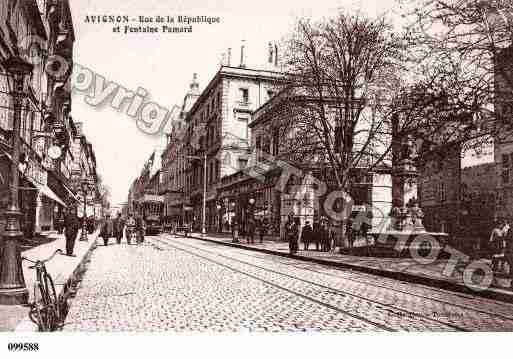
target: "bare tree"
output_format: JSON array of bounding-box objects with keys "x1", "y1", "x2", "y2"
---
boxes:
[
  {"x1": 399, "y1": 0, "x2": 513, "y2": 144},
  {"x1": 275, "y1": 12, "x2": 408, "y2": 192}
]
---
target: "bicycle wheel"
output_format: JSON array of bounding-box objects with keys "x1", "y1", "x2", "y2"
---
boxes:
[
  {"x1": 42, "y1": 272, "x2": 60, "y2": 330},
  {"x1": 30, "y1": 282, "x2": 50, "y2": 332}
]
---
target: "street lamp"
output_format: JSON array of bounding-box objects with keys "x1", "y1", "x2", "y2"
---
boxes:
[
  {"x1": 248, "y1": 197, "x2": 255, "y2": 219},
  {"x1": 0, "y1": 56, "x2": 34, "y2": 305},
  {"x1": 80, "y1": 178, "x2": 92, "y2": 241},
  {"x1": 186, "y1": 153, "x2": 207, "y2": 235}
]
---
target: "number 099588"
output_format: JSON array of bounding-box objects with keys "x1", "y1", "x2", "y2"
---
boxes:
[{"x1": 8, "y1": 343, "x2": 39, "y2": 351}]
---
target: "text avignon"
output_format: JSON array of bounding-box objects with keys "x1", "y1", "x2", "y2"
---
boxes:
[{"x1": 84, "y1": 15, "x2": 130, "y2": 23}]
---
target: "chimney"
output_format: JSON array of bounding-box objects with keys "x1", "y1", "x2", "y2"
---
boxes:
[
  {"x1": 268, "y1": 42, "x2": 273, "y2": 63},
  {"x1": 220, "y1": 52, "x2": 226, "y2": 67},
  {"x1": 190, "y1": 73, "x2": 199, "y2": 94},
  {"x1": 227, "y1": 47, "x2": 232, "y2": 66},
  {"x1": 240, "y1": 40, "x2": 246, "y2": 68},
  {"x1": 274, "y1": 43, "x2": 279, "y2": 66}
]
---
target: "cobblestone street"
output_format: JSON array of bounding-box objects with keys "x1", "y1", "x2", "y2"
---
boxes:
[{"x1": 62, "y1": 235, "x2": 513, "y2": 332}]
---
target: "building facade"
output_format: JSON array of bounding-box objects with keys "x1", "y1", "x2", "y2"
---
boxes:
[
  {"x1": 156, "y1": 43, "x2": 395, "y2": 237},
  {"x1": 418, "y1": 143, "x2": 462, "y2": 238},
  {"x1": 159, "y1": 44, "x2": 282, "y2": 231},
  {"x1": 0, "y1": 0, "x2": 103, "y2": 238},
  {"x1": 494, "y1": 45, "x2": 513, "y2": 220}
]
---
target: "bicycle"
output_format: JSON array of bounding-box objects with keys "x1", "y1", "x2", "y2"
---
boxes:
[{"x1": 22, "y1": 249, "x2": 66, "y2": 331}]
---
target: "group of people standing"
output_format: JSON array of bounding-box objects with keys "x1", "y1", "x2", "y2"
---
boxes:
[
  {"x1": 230, "y1": 216, "x2": 269, "y2": 244},
  {"x1": 59, "y1": 205, "x2": 148, "y2": 257},
  {"x1": 489, "y1": 219, "x2": 513, "y2": 287},
  {"x1": 99, "y1": 212, "x2": 146, "y2": 246},
  {"x1": 285, "y1": 215, "x2": 336, "y2": 254}
]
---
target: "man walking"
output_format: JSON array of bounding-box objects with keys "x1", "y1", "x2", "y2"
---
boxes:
[
  {"x1": 63, "y1": 205, "x2": 80, "y2": 257},
  {"x1": 113, "y1": 212, "x2": 125, "y2": 244},
  {"x1": 100, "y1": 214, "x2": 114, "y2": 246}
]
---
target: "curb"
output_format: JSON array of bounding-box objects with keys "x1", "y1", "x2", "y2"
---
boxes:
[
  {"x1": 181, "y1": 233, "x2": 513, "y2": 304},
  {"x1": 14, "y1": 234, "x2": 99, "y2": 332}
]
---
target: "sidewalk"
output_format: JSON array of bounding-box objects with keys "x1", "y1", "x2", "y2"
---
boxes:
[
  {"x1": 0, "y1": 230, "x2": 99, "y2": 331},
  {"x1": 181, "y1": 232, "x2": 513, "y2": 304}
]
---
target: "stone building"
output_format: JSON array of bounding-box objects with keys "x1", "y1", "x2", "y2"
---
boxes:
[
  {"x1": 494, "y1": 45, "x2": 513, "y2": 220},
  {"x1": 220, "y1": 89, "x2": 393, "y2": 237},
  {"x1": 0, "y1": 0, "x2": 102, "y2": 238},
  {"x1": 418, "y1": 142, "x2": 462, "y2": 238},
  {"x1": 160, "y1": 42, "x2": 282, "y2": 231},
  {"x1": 460, "y1": 163, "x2": 497, "y2": 244}
]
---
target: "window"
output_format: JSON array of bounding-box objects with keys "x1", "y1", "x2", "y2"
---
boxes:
[
  {"x1": 272, "y1": 128, "x2": 279, "y2": 156},
  {"x1": 439, "y1": 181, "x2": 446, "y2": 202},
  {"x1": 239, "y1": 88, "x2": 249, "y2": 103},
  {"x1": 503, "y1": 154, "x2": 510, "y2": 184},
  {"x1": 237, "y1": 116, "x2": 250, "y2": 141}
]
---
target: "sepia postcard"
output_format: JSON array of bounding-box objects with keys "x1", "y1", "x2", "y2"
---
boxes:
[{"x1": 1, "y1": 0, "x2": 513, "y2": 357}]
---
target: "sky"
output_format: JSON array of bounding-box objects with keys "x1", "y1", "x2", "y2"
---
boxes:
[
  {"x1": 70, "y1": 0, "x2": 404, "y2": 206},
  {"x1": 69, "y1": 0, "x2": 493, "y2": 207}
]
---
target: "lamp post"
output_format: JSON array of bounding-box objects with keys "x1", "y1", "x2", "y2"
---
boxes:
[
  {"x1": 186, "y1": 153, "x2": 207, "y2": 236},
  {"x1": 0, "y1": 56, "x2": 34, "y2": 305},
  {"x1": 248, "y1": 197, "x2": 255, "y2": 219},
  {"x1": 80, "y1": 178, "x2": 91, "y2": 241}
]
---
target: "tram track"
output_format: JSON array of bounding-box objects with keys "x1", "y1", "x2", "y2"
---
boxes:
[
  {"x1": 168, "y1": 234, "x2": 513, "y2": 322},
  {"x1": 149, "y1": 236, "x2": 470, "y2": 331}
]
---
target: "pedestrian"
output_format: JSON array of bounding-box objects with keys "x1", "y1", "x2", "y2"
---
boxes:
[
  {"x1": 301, "y1": 221, "x2": 313, "y2": 250},
  {"x1": 63, "y1": 205, "x2": 80, "y2": 257},
  {"x1": 312, "y1": 220, "x2": 321, "y2": 251},
  {"x1": 247, "y1": 217, "x2": 256, "y2": 244},
  {"x1": 285, "y1": 213, "x2": 298, "y2": 254},
  {"x1": 231, "y1": 217, "x2": 240, "y2": 243},
  {"x1": 504, "y1": 220, "x2": 513, "y2": 289},
  {"x1": 490, "y1": 219, "x2": 506, "y2": 273},
  {"x1": 346, "y1": 217, "x2": 354, "y2": 251},
  {"x1": 100, "y1": 214, "x2": 114, "y2": 246},
  {"x1": 125, "y1": 213, "x2": 136, "y2": 244},
  {"x1": 136, "y1": 215, "x2": 146, "y2": 244},
  {"x1": 113, "y1": 212, "x2": 125, "y2": 244},
  {"x1": 319, "y1": 219, "x2": 330, "y2": 253}
]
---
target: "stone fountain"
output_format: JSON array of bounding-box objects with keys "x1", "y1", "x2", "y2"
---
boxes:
[{"x1": 369, "y1": 129, "x2": 449, "y2": 258}]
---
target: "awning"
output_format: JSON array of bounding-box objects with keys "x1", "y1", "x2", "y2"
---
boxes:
[
  {"x1": 30, "y1": 180, "x2": 67, "y2": 207},
  {"x1": 1, "y1": 150, "x2": 67, "y2": 207},
  {"x1": 62, "y1": 182, "x2": 80, "y2": 202}
]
